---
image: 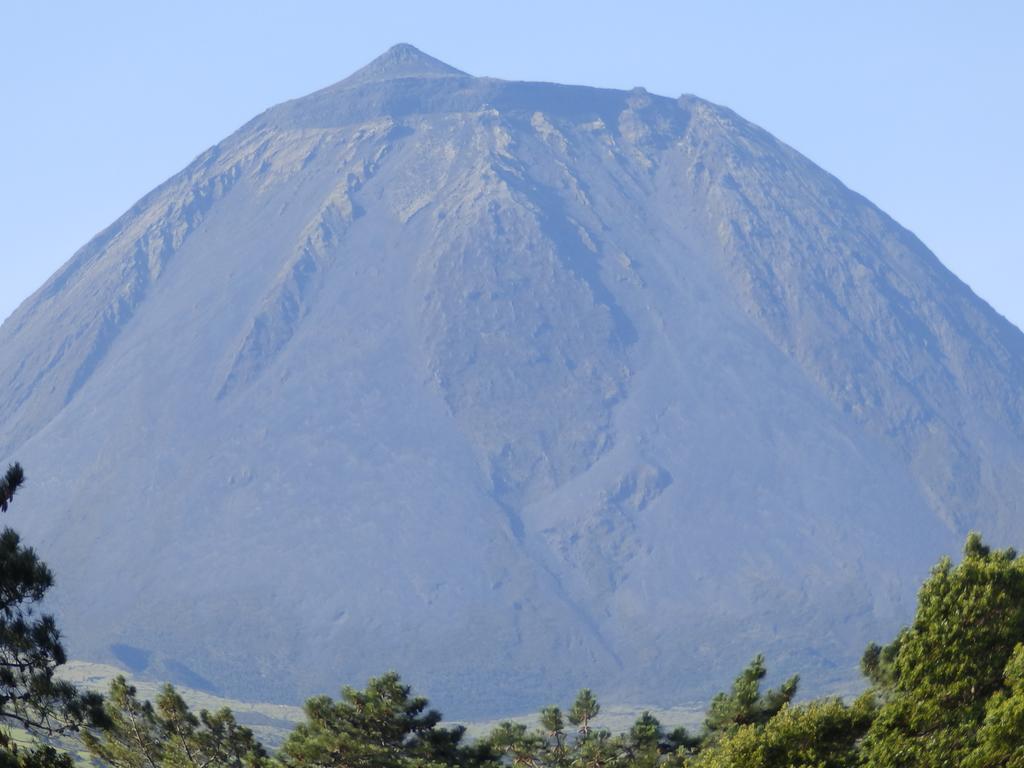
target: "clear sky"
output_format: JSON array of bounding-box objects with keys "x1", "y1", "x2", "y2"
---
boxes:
[{"x1": 1, "y1": 1, "x2": 1021, "y2": 328}]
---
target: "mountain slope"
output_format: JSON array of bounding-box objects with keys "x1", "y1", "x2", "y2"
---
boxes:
[{"x1": 2, "y1": 45, "x2": 1022, "y2": 717}]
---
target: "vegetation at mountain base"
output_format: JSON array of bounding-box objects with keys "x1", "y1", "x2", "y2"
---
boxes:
[
  {"x1": 276, "y1": 672, "x2": 495, "y2": 768},
  {"x1": 7, "y1": 459, "x2": 1024, "y2": 767},
  {"x1": 859, "y1": 532, "x2": 1024, "y2": 767},
  {"x1": 80, "y1": 675, "x2": 269, "y2": 768},
  {"x1": 0, "y1": 464, "x2": 106, "y2": 768}
]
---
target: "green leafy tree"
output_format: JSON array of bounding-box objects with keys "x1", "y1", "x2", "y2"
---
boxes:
[
  {"x1": 487, "y1": 696, "x2": 619, "y2": 768},
  {"x1": 663, "y1": 725, "x2": 700, "y2": 757},
  {"x1": 190, "y1": 708, "x2": 270, "y2": 768},
  {"x1": 0, "y1": 463, "x2": 106, "y2": 768},
  {"x1": 624, "y1": 712, "x2": 662, "y2": 768},
  {"x1": 156, "y1": 684, "x2": 267, "y2": 768},
  {"x1": 964, "y1": 642, "x2": 1024, "y2": 768},
  {"x1": 280, "y1": 672, "x2": 486, "y2": 768},
  {"x1": 860, "y1": 631, "x2": 904, "y2": 692},
  {"x1": 688, "y1": 697, "x2": 871, "y2": 768},
  {"x1": 488, "y1": 722, "x2": 544, "y2": 768},
  {"x1": 82, "y1": 676, "x2": 267, "y2": 768},
  {"x1": 539, "y1": 707, "x2": 565, "y2": 748},
  {"x1": 701, "y1": 655, "x2": 798, "y2": 744},
  {"x1": 861, "y1": 533, "x2": 1024, "y2": 767},
  {"x1": 570, "y1": 729, "x2": 622, "y2": 768},
  {"x1": 567, "y1": 690, "x2": 600, "y2": 740},
  {"x1": 81, "y1": 677, "x2": 162, "y2": 768},
  {"x1": 538, "y1": 706, "x2": 568, "y2": 767}
]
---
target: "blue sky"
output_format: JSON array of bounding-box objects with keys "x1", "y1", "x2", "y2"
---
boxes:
[{"x1": 1, "y1": 1, "x2": 1021, "y2": 327}]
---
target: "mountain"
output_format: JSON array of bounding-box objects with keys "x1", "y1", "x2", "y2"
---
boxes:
[{"x1": 2, "y1": 44, "x2": 1023, "y2": 717}]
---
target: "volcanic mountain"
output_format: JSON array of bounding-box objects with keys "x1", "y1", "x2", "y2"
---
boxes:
[{"x1": 2, "y1": 45, "x2": 1023, "y2": 717}]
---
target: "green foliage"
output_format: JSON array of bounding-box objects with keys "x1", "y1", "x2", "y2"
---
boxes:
[
  {"x1": 0, "y1": 463, "x2": 105, "y2": 768},
  {"x1": 623, "y1": 712, "x2": 663, "y2": 768},
  {"x1": 568, "y1": 690, "x2": 601, "y2": 739},
  {"x1": 280, "y1": 672, "x2": 487, "y2": 768},
  {"x1": 487, "y1": 690, "x2": 616, "y2": 768},
  {"x1": 688, "y1": 697, "x2": 872, "y2": 768},
  {"x1": 701, "y1": 655, "x2": 798, "y2": 743},
  {"x1": 571, "y1": 729, "x2": 623, "y2": 768},
  {"x1": 2, "y1": 746, "x2": 73, "y2": 768},
  {"x1": 82, "y1": 676, "x2": 267, "y2": 768},
  {"x1": 81, "y1": 677, "x2": 161, "y2": 768},
  {"x1": 964, "y1": 643, "x2": 1024, "y2": 768},
  {"x1": 485, "y1": 692, "x2": 696, "y2": 768},
  {"x1": 859, "y1": 631, "x2": 905, "y2": 691},
  {"x1": 538, "y1": 706, "x2": 569, "y2": 767},
  {"x1": 626, "y1": 712, "x2": 660, "y2": 751},
  {"x1": 0, "y1": 734, "x2": 73, "y2": 768},
  {"x1": 663, "y1": 726, "x2": 699, "y2": 755},
  {"x1": 488, "y1": 722, "x2": 545, "y2": 768},
  {"x1": 861, "y1": 533, "x2": 1024, "y2": 767},
  {"x1": 0, "y1": 464, "x2": 25, "y2": 513},
  {"x1": 538, "y1": 707, "x2": 565, "y2": 745}
]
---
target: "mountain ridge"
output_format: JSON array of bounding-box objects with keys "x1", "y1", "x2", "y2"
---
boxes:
[{"x1": 1, "y1": 46, "x2": 1022, "y2": 718}]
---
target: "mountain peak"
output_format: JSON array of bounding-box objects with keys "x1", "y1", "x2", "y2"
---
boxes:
[
  {"x1": 343, "y1": 43, "x2": 468, "y2": 85},
  {"x1": 6, "y1": 49, "x2": 1024, "y2": 718}
]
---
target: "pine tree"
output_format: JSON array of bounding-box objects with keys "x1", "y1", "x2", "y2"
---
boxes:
[
  {"x1": 81, "y1": 676, "x2": 267, "y2": 768},
  {"x1": 568, "y1": 690, "x2": 600, "y2": 740},
  {"x1": 280, "y1": 672, "x2": 486, "y2": 768},
  {"x1": 487, "y1": 722, "x2": 544, "y2": 768},
  {"x1": 624, "y1": 712, "x2": 662, "y2": 768},
  {"x1": 0, "y1": 463, "x2": 106, "y2": 768},
  {"x1": 538, "y1": 706, "x2": 568, "y2": 767},
  {"x1": 689, "y1": 697, "x2": 871, "y2": 768},
  {"x1": 539, "y1": 707, "x2": 565, "y2": 749},
  {"x1": 701, "y1": 655, "x2": 798, "y2": 743},
  {"x1": 572, "y1": 729, "x2": 623, "y2": 768},
  {"x1": 965, "y1": 643, "x2": 1024, "y2": 768},
  {"x1": 80, "y1": 677, "x2": 163, "y2": 768},
  {"x1": 861, "y1": 533, "x2": 1024, "y2": 767}
]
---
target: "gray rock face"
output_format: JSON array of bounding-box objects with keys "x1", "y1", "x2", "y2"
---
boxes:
[{"x1": 2, "y1": 45, "x2": 1023, "y2": 717}]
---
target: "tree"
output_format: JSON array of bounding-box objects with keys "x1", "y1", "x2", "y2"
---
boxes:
[
  {"x1": 965, "y1": 643, "x2": 1024, "y2": 768},
  {"x1": 80, "y1": 677, "x2": 162, "y2": 768},
  {"x1": 539, "y1": 706, "x2": 566, "y2": 750},
  {"x1": 81, "y1": 676, "x2": 267, "y2": 768},
  {"x1": 488, "y1": 722, "x2": 544, "y2": 768},
  {"x1": 623, "y1": 712, "x2": 662, "y2": 768},
  {"x1": 567, "y1": 690, "x2": 600, "y2": 740},
  {"x1": 487, "y1": 696, "x2": 619, "y2": 768},
  {"x1": 280, "y1": 672, "x2": 489, "y2": 768},
  {"x1": 570, "y1": 729, "x2": 622, "y2": 768},
  {"x1": 701, "y1": 655, "x2": 798, "y2": 744},
  {"x1": 538, "y1": 706, "x2": 568, "y2": 767},
  {"x1": 0, "y1": 463, "x2": 106, "y2": 767},
  {"x1": 688, "y1": 698, "x2": 871, "y2": 768},
  {"x1": 860, "y1": 533, "x2": 1024, "y2": 767}
]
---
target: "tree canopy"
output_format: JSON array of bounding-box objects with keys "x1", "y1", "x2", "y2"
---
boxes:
[
  {"x1": 0, "y1": 463, "x2": 105, "y2": 768},
  {"x1": 278, "y1": 672, "x2": 490, "y2": 768},
  {"x1": 860, "y1": 533, "x2": 1024, "y2": 767},
  {"x1": 82, "y1": 676, "x2": 267, "y2": 768}
]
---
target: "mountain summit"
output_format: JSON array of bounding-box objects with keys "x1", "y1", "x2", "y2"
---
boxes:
[
  {"x1": 2, "y1": 48, "x2": 1023, "y2": 716},
  {"x1": 342, "y1": 43, "x2": 468, "y2": 84}
]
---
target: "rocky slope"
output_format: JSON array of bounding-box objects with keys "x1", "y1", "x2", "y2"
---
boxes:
[{"x1": 2, "y1": 45, "x2": 1022, "y2": 717}]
